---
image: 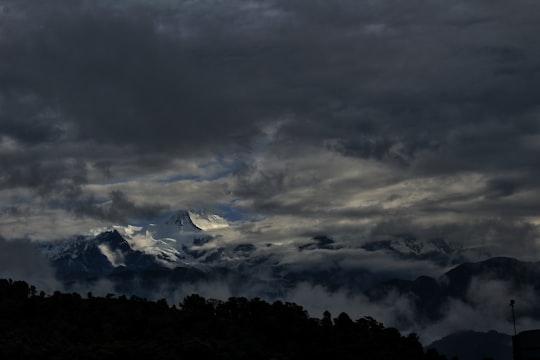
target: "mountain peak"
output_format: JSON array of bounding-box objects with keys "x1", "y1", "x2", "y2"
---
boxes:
[
  {"x1": 165, "y1": 210, "x2": 228, "y2": 231},
  {"x1": 165, "y1": 210, "x2": 198, "y2": 229}
]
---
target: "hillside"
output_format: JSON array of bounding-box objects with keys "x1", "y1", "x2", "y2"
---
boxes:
[{"x1": 0, "y1": 278, "x2": 445, "y2": 360}]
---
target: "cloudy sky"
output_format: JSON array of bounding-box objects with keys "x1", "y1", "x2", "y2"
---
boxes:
[{"x1": 1, "y1": 0, "x2": 540, "y2": 260}]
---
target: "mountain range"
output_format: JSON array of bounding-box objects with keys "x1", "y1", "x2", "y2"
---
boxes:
[
  {"x1": 360, "y1": 234, "x2": 492, "y2": 266},
  {"x1": 39, "y1": 211, "x2": 540, "y2": 301},
  {"x1": 34, "y1": 209, "x2": 540, "y2": 357},
  {"x1": 42, "y1": 210, "x2": 230, "y2": 276},
  {"x1": 39, "y1": 210, "x2": 461, "y2": 296},
  {"x1": 368, "y1": 256, "x2": 540, "y2": 324},
  {"x1": 426, "y1": 330, "x2": 513, "y2": 360}
]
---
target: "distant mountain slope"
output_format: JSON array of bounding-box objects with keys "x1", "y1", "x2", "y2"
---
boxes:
[
  {"x1": 361, "y1": 233, "x2": 491, "y2": 266},
  {"x1": 427, "y1": 330, "x2": 512, "y2": 360},
  {"x1": 164, "y1": 209, "x2": 228, "y2": 231},
  {"x1": 367, "y1": 257, "x2": 540, "y2": 323}
]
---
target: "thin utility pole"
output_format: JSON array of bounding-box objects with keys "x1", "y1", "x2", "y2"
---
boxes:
[{"x1": 510, "y1": 299, "x2": 517, "y2": 336}]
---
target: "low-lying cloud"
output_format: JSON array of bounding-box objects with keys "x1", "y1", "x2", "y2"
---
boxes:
[{"x1": 0, "y1": 236, "x2": 61, "y2": 292}]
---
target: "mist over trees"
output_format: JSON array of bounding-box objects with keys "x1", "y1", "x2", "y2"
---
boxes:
[{"x1": 0, "y1": 278, "x2": 446, "y2": 359}]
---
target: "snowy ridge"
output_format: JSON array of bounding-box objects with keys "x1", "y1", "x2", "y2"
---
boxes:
[
  {"x1": 187, "y1": 210, "x2": 228, "y2": 230},
  {"x1": 164, "y1": 210, "x2": 229, "y2": 231},
  {"x1": 113, "y1": 224, "x2": 185, "y2": 267},
  {"x1": 41, "y1": 210, "x2": 237, "y2": 276},
  {"x1": 361, "y1": 235, "x2": 467, "y2": 265},
  {"x1": 41, "y1": 234, "x2": 97, "y2": 261},
  {"x1": 38, "y1": 210, "x2": 501, "y2": 299},
  {"x1": 164, "y1": 210, "x2": 201, "y2": 231}
]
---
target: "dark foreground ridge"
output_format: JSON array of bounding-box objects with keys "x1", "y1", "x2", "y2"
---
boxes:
[{"x1": 0, "y1": 279, "x2": 446, "y2": 360}]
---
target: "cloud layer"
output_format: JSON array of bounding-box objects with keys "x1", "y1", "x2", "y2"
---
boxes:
[{"x1": 1, "y1": 0, "x2": 540, "y2": 261}]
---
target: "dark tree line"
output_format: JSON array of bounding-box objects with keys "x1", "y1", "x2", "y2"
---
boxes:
[{"x1": 0, "y1": 279, "x2": 446, "y2": 359}]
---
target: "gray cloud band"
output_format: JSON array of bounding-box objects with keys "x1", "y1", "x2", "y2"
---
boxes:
[{"x1": 0, "y1": 0, "x2": 539, "y2": 245}]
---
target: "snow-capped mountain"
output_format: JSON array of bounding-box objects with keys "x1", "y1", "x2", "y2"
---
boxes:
[
  {"x1": 39, "y1": 210, "x2": 500, "y2": 299},
  {"x1": 361, "y1": 234, "x2": 488, "y2": 266},
  {"x1": 41, "y1": 210, "x2": 235, "y2": 278},
  {"x1": 164, "y1": 210, "x2": 228, "y2": 231},
  {"x1": 40, "y1": 210, "x2": 386, "y2": 295},
  {"x1": 41, "y1": 229, "x2": 161, "y2": 281},
  {"x1": 39, "y1": 209, "x2": 297, "y2": 297}
]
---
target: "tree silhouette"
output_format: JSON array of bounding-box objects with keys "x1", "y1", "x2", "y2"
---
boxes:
[{"x1": 0, "y1": 278, "x2": 448, "y2": 360}]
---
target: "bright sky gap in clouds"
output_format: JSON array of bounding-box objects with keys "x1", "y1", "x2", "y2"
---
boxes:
[{"x1": 0, "y1": 0, "x2": 539, "y2": 261}]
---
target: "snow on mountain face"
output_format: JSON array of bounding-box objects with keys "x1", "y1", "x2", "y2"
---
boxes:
[
  {"x1": 165, "y1": 210, "x2": 201, "y2": 231},
  {"x1": 187, "y1": 210, "x2": 228, "y2": 230},
  {"x1": 165, "y1": 210, "x2": 228, "y2": 231},
  {"x1": 42, "y1": 230, "x2": 128, "y2": 261},
  {"x1": 113, "y1": 225, "x2": 184, "y2": 267},
  {"x1": 41, "y1": 235, "x2": 95, "y2": 261},
  {"x1": 361, "y1": 235, "x2": 467, "y2": 265},
  {"x1": 41, "y1": 210, "x2": 235, "y2": 278}
]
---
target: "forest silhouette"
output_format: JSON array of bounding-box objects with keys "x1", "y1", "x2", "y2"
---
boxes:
[{"x1": 0, "y1": 278, "x2": 447, "y2": 359}]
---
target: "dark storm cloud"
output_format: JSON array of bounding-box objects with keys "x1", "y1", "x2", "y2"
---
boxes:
[
  {"x1": 73, "y1": 190, "x2": 166, "y2": 223},
  {"x1": 0, "y1": 152, "x2": 87, "y2": 197},
  {"x1": 1, "y1": 0, "x2": 536, "y2": 162},
  {"x1": 1, "y1": 0, "x2": 271, "y2": 152},
  {"x1": 0, "y1": 95, "x2": 65, "y2": 144},
  {"x1": 485, "y1": 178, "x2": 521, "y2": 199},
  {"x1": 0, "y1": 0, "x2": 539, "y2": 239}
]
